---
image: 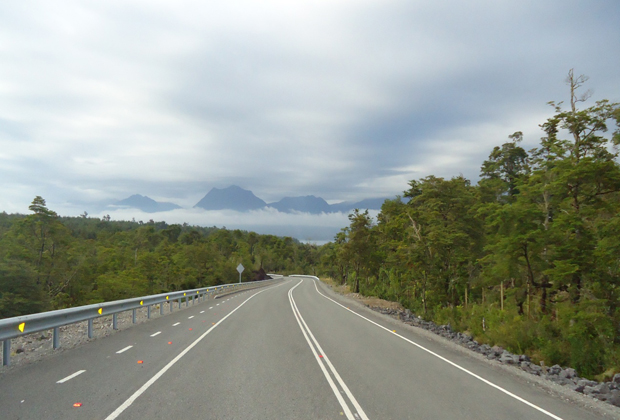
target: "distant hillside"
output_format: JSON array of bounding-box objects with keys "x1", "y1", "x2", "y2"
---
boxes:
[
  {"x1": 113, "y1": 194, "x2": 181, "y2": 213},
  {"x1": 194, "y1": 185, "x2": 267, "y2": 211},
  {"x1": 268, "y1": 195, "x2": 331, "y2": 214}
]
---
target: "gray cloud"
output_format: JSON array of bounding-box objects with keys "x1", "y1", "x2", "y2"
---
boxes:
[{"x1": 1, "y1": 0, "x2": 619, "y2": 236}]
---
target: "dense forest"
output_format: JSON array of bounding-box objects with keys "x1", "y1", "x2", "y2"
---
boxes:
[
  {"x1": 0, "y1": 202, "x2": 320, "y2": 318},
  {"x1": 323, "y1": 71, "x2": 620, "y2": 380}
]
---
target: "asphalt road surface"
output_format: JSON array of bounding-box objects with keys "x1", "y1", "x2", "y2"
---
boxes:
[{"x1": 0, "y1": 277, "x2": 609, "y2": 419}]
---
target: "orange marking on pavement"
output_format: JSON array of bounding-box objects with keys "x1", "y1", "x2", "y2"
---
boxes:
[
  {"x1": 73, "y1": 402, "x2": 82, "y2": 407},
  {"x1": 137, "y1": 360, "x2": 143, "y2": 364}
]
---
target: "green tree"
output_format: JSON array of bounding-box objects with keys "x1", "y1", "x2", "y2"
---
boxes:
[{"x1": 342, "y1": 210, "x2": 375, "y2": 293}]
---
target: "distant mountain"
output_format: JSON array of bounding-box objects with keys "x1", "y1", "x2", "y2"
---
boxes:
[
  {"x1": 268, "y1": 195, "x2": 332, "y2": 214},
  {"x1": 114, "y1": 194, "x2": 182, "y2": 213},
  {"x1": 194, "y1": 185, "x2": 267, "y2": 211},
  {"x1": 190, "y1": 185, "x2": 404, "y2": 213}
]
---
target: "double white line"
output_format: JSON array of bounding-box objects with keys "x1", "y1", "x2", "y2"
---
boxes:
[{"x1": 288, "y1": 280, "x2": 369, "y2": 420}]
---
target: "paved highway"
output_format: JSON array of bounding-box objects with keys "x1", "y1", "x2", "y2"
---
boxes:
[{"x1": 0, "y1": 277, "x2": 609, "y2": 419}]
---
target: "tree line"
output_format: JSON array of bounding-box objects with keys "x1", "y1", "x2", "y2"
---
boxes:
[
  {"x1": 320, "y1": 71, "x2": 620, "y2": 379},
  {"x1": 0, "y1": 200, "x2": 320, "y2": 318}
]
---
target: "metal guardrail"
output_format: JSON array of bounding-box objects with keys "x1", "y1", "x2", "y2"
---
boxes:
[{"x1": 0, "y1": 278, "x2": 279, "y2": 367}]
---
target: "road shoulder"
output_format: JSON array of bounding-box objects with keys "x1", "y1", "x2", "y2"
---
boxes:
[{"x1": 314, "y1": 278, "x2": 620, "y2": 420}]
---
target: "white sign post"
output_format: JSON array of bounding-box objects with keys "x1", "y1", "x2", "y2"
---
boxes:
[{"x1": 237, "y1": 263, "x2": 244, "y2": 283}]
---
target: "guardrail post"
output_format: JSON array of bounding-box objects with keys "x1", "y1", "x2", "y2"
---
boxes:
[
  {"x1": 113, "y1": 314, "x2": 118, "y2": 330},
  {"x1": 185, "y1": 297, "x2": 189, "y2": 307},
  {"x1": 177, "y1": 299, "x2": 181, "y2": 309},
  {"x1": 53, "y1": 327, "x2": 60, "y2": 349},
  {"x1": 88, "y1": 319, "x2": 93, "y2": 339},
  {"x1": 3, "y1": 340, "x2": 10, "y2": 366},
  {"x1": 160, "y1": 303, "x2": 164, "y2": 315},
  {"x1": 132, "y1": 309, "x2": 137, "y2": 324},
  {"x1": 170, "y1": 301, "x2": 173, "y2": 312},
  {"x1": 147, "y1": 305, "x2": 151, "y2": 319}
]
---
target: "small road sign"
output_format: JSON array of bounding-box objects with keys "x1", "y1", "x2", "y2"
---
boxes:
[{"x1": 237, "y1": 264, "x2": 244, "y2": 283}]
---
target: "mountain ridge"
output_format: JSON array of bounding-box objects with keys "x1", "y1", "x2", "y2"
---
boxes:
[
  {"x1": 194, "y1": 185, "x2": 267, "y2": 211},
  {"x1": 113, "y1": 194, "x2": 182, "y2": 213},
  {"x1": 267, "y1": 195, "x2": 332, "y2": 214},
  {"x1": 111, "y1": 186, "x2": 397, "y2": 214}
]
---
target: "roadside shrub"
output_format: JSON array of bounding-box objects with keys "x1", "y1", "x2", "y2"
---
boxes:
[{"x1": 562, "y1": 301, "x2": 614, "y2": 378}]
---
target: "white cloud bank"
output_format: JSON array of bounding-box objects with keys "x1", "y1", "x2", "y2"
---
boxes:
[{"x1": 86, "y1": 207, "x2": 380, "y2": 243}]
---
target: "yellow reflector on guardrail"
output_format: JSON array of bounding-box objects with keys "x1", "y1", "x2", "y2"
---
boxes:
[{"x1": 18, "y1": 322, "x2": 25, "y2": 332}]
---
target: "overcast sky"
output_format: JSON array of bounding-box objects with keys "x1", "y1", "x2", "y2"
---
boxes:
[{"x1": 1, "y1": 1, "x2": 619, "y2": 239}]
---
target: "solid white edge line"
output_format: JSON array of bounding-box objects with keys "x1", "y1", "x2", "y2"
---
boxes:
[
  {"x1": 57, "y1": 369, "x2": 86, "y2": 384},
  {"x1": 311, "y1": 279, "x2": 565, "y2": 420},
  {"x1": 104, "y1": 281, "x2": 287, "y2": 420},
  {"x1": 150, "y1": 332, "x2": 161, "y2": 337},
  {"x1": 290, "y1": 281, "x2": 369, "y2": 420},
  {"x1": 116, "y1": 345, "x2": 133, "y2": 354}
]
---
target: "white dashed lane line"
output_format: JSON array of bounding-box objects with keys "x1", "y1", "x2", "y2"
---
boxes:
[
  {"x1": 57, "y1": 370, "x2": 86, "y2": 384},
  {"x1": 150, "y1": 332, "x2": 161, "y2": 337},
  {"x1": 200, "y1": 311, "x2": 205, "y2": 313},
  {"x1": 209, "y1": 307, "x2": 213, "y2": 309},
  {"x1": 116, "y1": 346, "x2": 133, "y2": 354},
  {"x1": 188, "y1": 316, "x2": 194, "y2": 319},
  {"x1": 173, "y1": 322, "x2": 180, "y2": 326}
]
